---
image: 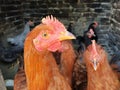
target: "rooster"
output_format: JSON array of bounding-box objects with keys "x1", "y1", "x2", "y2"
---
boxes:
[
  {"x1": 59, "y1": 40, "x2": 77, "y2": 86},
  {"x1": 83, "y1": 22, "x2": 98, "y2": 47},
  {"x1": 83, "y1": 40, "x2": 120, "y2": 90},
  {"x1": 14, "y1": 41, "x2": 76, "y2": 90},
  {"x1": 24, "y1": 15, "x2": 76, "y2": 90}
]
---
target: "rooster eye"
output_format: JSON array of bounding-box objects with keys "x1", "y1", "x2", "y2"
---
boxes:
[
  {"x1": 42, "y1": 32, "x2": 49, "y2": 38},
  {"x1": 43, "y1": 33, "x2": 47, "y2": 37}
]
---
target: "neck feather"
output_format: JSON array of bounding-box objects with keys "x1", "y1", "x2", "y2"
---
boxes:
[
  {"x1": 85, "y1": 52, "x2": 120, "y2": 90},
  {"x1": 24, "y1": 43, "x2": 58, "y2": 90}
]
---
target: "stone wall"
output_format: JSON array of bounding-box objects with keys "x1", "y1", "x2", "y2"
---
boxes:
[
  {"x1": 0, "y1": 0, "x2": 113, "y2": 33},
  {"x1": 0, "y1": 0, "x2": 24, "y2": 47},
  {"x1": 110, "y1": 0, "x2": 120, "y2": 51},
  {"x1": 0, "y1": 0, "x2": 120, "y2": 55},
  {"x1": 0, "y1": 0, "x2": 24, "y2": 35}
]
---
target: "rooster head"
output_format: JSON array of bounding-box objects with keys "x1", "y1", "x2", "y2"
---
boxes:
[
  {"x1": 93, "y1": 21, "x2": 98, "y2": 28},
  {"x1": 86, "y1": 40, "x2": 103, "y2": 71},
  {"x1": 33, "y1": 15, "x2": 76, "y2": 52}
]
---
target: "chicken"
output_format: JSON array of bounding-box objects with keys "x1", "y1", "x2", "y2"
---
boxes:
[
  {"x1": 72, "y1": 45, "x2": 87, "y2": 90},
  {"x1": 7, "y1": 20, "x2": 34, "y2": 48},
  {"x1": 59, "y1": 40, "x2": 77, "y2": 86},
  {"x1": 87, "y1": 22, "x2": 98, "y2": 42},
  {"x1": 83, "y1": 40, "x2": 120, "y2": 90},
  {"x1": 13, "y1": 40, "x2": 76, "y2": 90},
  {"x1": 83, "y1": 22, "x2": 98, "y2": 47},
  {"x1": 24, "y1": 15, "x2": 76, "y2": 90},
  {"x1": 14, "y1": 55, "x2": 27, "y2": 90},
  {"x1": 14, "y1": 69, "x2": 26, "y2": 90},
  {"x1": 0, "y1": 20, "x2": 34, "y2": 63}
]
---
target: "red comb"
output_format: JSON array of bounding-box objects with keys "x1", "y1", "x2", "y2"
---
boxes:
[
  {"x1": 41, "y1": 15, "x2": 66, "y2": 31},
  {"x1": 94, "y1": 21, "x2": 98, "y2": 26},
  {"x1": 42, "y1": 15, "x2": 57, "y2": 25}
]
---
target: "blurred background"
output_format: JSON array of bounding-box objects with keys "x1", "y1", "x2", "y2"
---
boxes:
[{"x1": 0, "y1": 0, "x2": 120, "y2": 90}]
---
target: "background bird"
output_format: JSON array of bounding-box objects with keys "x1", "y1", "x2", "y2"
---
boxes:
[
  {"x1": 83, "y1": 22, "x2": 98, "y2": 47},
  {"x1": 7, "y1": 20, "x2": 34, "y2": 48},
  {"x1": 83, "y1": 40, "x2": 120, "y2": 90},
  {"x1": 0, "y1": 20, "x2": 34, "y2": 63}
]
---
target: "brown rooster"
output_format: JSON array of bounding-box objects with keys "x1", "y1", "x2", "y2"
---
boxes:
[
  {"x1": 14, "y1": 55, "x2": 26, "y2": 90},
  {"x1": 72, "y1": 46, "x2": 87, "y2": 90},
  {"x1": 83, "y1": 40, "x2": 120, "y2": 90},
  {"x1": 14, "y1": 68, "x2": 26, "y2": 90},
  {"x1": 24, "y1": 15, "x2": 76, "y2": 90},
  {"x1": 14, "y1": 41, "x2": 76, "y2": 90},
  {"x1": 59, "y1": 40, "x2": 77, "y2": 86}
]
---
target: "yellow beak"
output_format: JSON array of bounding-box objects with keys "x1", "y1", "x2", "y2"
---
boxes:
[
  {"x1": 59, "y1": 30, "x2": 76, "y2": 41},
  {"x1": 93, "y1": 59, "x2": 98, "y2": 71}
]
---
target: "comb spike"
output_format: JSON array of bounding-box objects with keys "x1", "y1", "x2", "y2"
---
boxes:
[
  {"x1": 54, "y1": 17, "x2": 56, "y2": 22},
  {"x1": 47, "y1": 16, "x2": 50, "y2": 21},
  {"x1": 41, "y1": 15, "x2": 66, "y2": 33},
  {"x1": 46, "y1": 16, "x2": 48, "y2": 20},
  {"x1": 51, "y1": 15, "x2": 53, "y2": 21}
]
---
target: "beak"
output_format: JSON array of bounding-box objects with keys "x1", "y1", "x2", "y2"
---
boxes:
[
  {"x1": 93, "y1": 59, "x2": 98, "y2": 71},
  {"x1": 59, "y1": 30, "x2": 76, "y2": 41}
]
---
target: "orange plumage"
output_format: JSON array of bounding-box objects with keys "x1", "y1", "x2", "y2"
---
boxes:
[
  {"x1": 59, "y1": 40, "x2": 77, "y2": 86},
  {"x1": 83, "y1": 40, "x2": 120, "y2": 90},
  {"x1": 24, "y1": 15, "x2": 75, "y2": 90}
]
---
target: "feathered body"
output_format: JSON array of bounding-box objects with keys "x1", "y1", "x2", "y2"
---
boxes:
[
  {"x1": 72, "y1": 45, "x2": 87, "y2": 90},
  {"x1": 14, "y1": 69, "x2": 26, "y2": 90},
  {"x1": 14, "y1": 55, "x2": 26, "y2": 90},
  {"x1": 59, "y1": 40, "x2": 76, "y2": 86},
  {"x1": 24, "y1": 16, "x2": 75, "y2": 90},
  {"x1": 84, "y1": 40, "x2": 120, "y2": 90}
]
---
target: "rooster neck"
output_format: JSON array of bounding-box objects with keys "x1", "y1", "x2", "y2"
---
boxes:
[
  {"x1": 24, "y1": 44, "x2": 58, "y2": 90},
  {"x1": 85, "y1": 53, "x2": 120, "y2": 90}
]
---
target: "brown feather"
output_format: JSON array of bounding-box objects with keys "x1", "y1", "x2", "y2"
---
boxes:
[
  {"x1": 24, "y1": 24, "x2": 72, "y2": 90},
  {"x1": 59, "y1": 40, "x2": 76, "y2": 86},
  {"x1": 84, "y1": 42, "x2": 120, "y2": 90}
]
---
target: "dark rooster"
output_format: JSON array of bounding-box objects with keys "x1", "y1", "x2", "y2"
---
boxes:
[
  {"x1": 23, "y1": 15, "x2": 76, "y2": 90},
  {"x1": 77, "y1": 22, "x2": 98, "y2": 53},
  {"x1": 83, "y1": 40, "x2": 120, "y2": 90},
  {"x1": 83, "y1": 22, "x2": 98, "y2": 47}
]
